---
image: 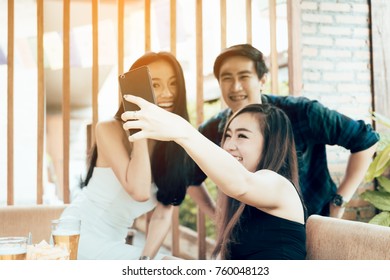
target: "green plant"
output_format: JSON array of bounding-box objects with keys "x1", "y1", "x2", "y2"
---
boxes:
[
  {"x1": 361, "y1": 112, "x2": 390, "y2": 226},
  {"x1": 180, "y1": 178, "x2": 218, "y2": 238}
]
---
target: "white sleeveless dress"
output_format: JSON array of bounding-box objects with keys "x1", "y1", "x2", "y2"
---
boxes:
[{"x1": 60, "y1": 167, "x2": 165, "y2": 260}]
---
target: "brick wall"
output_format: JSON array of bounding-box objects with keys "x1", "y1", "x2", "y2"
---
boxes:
[{"x1": 300, "y1": 0, "x2": 375, "y2": 221}]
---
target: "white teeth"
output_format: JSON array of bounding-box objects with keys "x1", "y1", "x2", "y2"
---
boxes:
[
  {"x1": 158, "y1": 102, "x2": 174, "y2": 108},
  {"x1": 229, "y1": 95, "x2": 246, "y2": 101},
  {"x1": 235, "y1": 156, "x2": 243, "y2": 161}
]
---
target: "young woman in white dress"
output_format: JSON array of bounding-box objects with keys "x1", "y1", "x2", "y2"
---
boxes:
[{"x1": 60, "y1": 52, "x2": 193, "y2": 260}]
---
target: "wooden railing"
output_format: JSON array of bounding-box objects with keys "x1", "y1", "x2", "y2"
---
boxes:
[{"x1": 3, "y1": 0, "x2": 300, "y2": 259}]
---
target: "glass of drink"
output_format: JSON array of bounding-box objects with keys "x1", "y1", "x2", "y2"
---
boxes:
[
  {"x1": 51, "y1": 218, "x2": 81, "y2": 260},
  {"x1": 0, "y1": 237, "x2": 28, "y2": 260}
]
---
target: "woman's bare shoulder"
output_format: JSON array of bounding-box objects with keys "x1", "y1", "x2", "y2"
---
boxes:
[
  {"x1": 95, "y1": 119, "x2": 130, "y2": 166},
  {"x1": 95, "y1": 119, "x2": 124, "y2": 143},
  {"x1": 96, "y1": 119, "x2": 121, "y2": 134}
]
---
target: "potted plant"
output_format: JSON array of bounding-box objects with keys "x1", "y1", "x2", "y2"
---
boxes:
[{"x1": 360, "y1": 112, "x2": 390, "y2": 226}]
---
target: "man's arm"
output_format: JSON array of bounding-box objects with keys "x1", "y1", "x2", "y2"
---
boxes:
[
  {"x1": 141, "y1": 203, "x2": 173, "y2": 259},
  {"x1": 187, "y1": 183, "x2": 216, "y2": 221},
  {"x1": 330, "y1": 143, "x2": 378, "y2": 218}
]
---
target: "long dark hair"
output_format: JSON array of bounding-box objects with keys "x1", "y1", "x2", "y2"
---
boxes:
[
  {"x1": 82, "y1": 52, "x2": 192, "y2": 206},
  {"x1": 211, "y1": 103, "x2": 301, "y2": 259}
]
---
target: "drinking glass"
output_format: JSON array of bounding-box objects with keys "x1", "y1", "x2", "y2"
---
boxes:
[
  {"x1": 51, "y1": 219, "x2": 81, "y2": 260},
  {"x1": 0, "y1": 237, "x2": 28, "y2": 260}
]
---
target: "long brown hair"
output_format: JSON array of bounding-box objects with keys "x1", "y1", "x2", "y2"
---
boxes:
[
  {"x1": 82, "y1": 52, "x2": 192, "y2": 206},
  {"x1": 211, "y1": 103, "x2": 301, "y2": 259}
]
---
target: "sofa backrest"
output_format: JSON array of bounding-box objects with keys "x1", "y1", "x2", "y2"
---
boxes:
[
  {"x1": 306, "y1": 214, "x2": 390, "y2": 260},
  {"x1": 0, "y1": 205, "x2": 66, "y2": 244},
  {"x1": 2, "y1": 206, "x2": 390, "y2": 259}
]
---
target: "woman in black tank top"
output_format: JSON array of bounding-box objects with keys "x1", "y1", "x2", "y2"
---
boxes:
[{"x1": 122, "y1": 101, "x2": 307, "y2": 260}]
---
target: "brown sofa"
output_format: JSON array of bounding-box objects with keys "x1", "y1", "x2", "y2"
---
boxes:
[
  {"x1": 0, "y1": 205, "x2": 66, "y2": 244},
  {"x1": 1, "y1": 206, "x2": 390, "y2": 259},
  {"x1": 306, "y1": 214, "x2": 390, "y2": 260}
]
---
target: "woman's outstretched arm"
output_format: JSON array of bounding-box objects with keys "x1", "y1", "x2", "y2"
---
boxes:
[{"x1": 121, "y1": 95, "x2": 292, "y2": 211}]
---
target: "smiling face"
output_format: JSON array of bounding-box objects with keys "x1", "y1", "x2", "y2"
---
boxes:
[
  {"x1": 147, "y1": 59, "x2": 178, "y2": 112},
  {"x1": 218, "y1": 56, "x2": 264, "y2": 113},
  {"x1": 222, "y1": 112, "x2": 264, "y2": 172}
]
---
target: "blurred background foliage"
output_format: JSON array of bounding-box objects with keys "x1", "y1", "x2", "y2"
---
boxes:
[{"x1": 361, "y1": 112, "x2": 390, "y2": 227}]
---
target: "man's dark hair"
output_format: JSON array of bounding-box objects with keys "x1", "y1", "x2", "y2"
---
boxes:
[{"x1": 213, "y1": 44, "x2": 269, "y2": 80}]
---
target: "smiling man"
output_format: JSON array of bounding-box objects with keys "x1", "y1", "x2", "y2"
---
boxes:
[{"x1": 187, "y1": 44, "x2": 379, "y2": 218}]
